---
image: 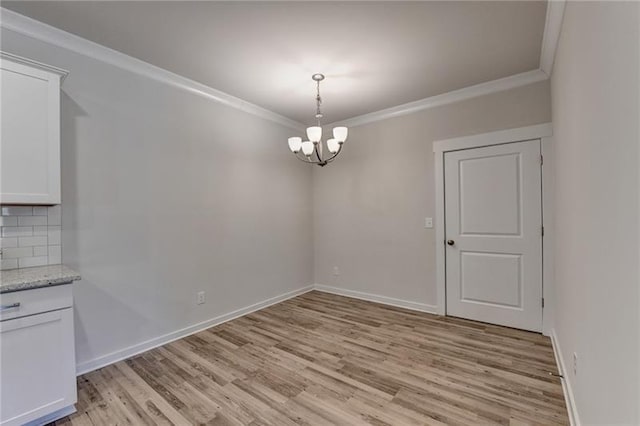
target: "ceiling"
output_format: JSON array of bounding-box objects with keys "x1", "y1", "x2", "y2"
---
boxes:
[{"x1": 2, "y1": 1, "x2": 547, "y2": 125}]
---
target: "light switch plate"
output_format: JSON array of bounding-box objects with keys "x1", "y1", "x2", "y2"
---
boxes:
[{"x1": 424, "y1": 217, "x2": 433, "y2": 228}]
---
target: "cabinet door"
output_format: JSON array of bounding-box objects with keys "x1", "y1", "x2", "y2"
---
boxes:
[
  {"x1": 0, "y1": 56, "x2": 63, "y2": 204},
  {"x1": 0, "y1": 308, "x2": 77, "y2": 426}
]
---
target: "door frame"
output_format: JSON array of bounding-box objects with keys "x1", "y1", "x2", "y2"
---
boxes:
[{"x1": 433, "y1": 123, "x2": 554, "y2": 335}]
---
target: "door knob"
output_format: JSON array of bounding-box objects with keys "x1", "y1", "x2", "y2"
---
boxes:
[{"x1": 447, "y1": 240, "x2": 455, "y2": 246}]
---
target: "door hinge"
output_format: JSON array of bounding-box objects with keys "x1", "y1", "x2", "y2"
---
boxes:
[
  {"x1": 541, "y1": 226, "x2": 545, "y2": 237},
  {"x1": 542, "y1": 298, "x2": 545, "y2": 308},
  {"x1": 540, "y1": 155, "x2": 544, "y2": 165}
]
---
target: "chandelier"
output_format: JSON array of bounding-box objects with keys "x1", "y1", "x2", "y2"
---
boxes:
[{"x1": 287, "y1": 74, "x2": 348, "y2": 167}]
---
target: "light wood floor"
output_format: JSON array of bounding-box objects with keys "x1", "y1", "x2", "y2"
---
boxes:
[{"x1": 52, "y1": 291, "x2": 568, "y2": 425}]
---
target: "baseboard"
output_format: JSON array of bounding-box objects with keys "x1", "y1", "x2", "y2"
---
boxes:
[
  {"x1": 75, "y1": 284, "x2": 439, "y2": 375},
  {"x1": 550, "y1": 329, "x2": 581, "y2": 426},
  {"x1": 313, "y1": 284, "x2": 439, "y2": 314},
  {"x1": 75, "y1": 284, "x2": 315, "y2": 375}
]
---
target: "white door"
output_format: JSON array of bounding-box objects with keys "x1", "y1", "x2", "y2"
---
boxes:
[{"x1": 444, "y1": 139, "x2": 542, "y2": 332}]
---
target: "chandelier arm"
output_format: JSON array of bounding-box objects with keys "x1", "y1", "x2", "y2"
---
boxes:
[
  {"x1": 322, "y1": 145, "x2": 343, "y2": 164},
  {"x1": 293, "y1": 151, "x2": 321, "y2": 165},
  {"x1": 314, "y1": 144, "x2": 323, "y2": 163}
]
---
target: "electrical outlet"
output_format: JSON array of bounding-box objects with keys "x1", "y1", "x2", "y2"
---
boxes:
[
  {"x1": 573, "y1": 352, "x2": 578, "y2": 376},
  {"x1": 333, "y1": 266, "x2": 340, "y2": 276},
  {"x1": 197, "y1": 291, "x2": 206, "y2": 305}
]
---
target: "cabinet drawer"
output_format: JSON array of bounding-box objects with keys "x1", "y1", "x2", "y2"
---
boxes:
[
  {"x1": 0, "y1": 284, "x2": 72, "y2": 321},
  {"x1": 0, "y1": 308, "x2": 76, "y2": 426}
]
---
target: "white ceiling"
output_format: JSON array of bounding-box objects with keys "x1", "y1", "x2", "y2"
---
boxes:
[{"x1": 3, "y1": 1, "x2": 547, "y2": 125}]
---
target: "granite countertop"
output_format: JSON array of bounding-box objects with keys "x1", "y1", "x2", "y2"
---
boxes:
[{"x1": 0, "y1": 264, "x2": 81, "y2": 293}]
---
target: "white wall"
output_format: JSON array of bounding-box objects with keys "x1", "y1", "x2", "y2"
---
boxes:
[
  {"x1": 1, "y1": 29, "x2": 314, "y2": 371},
  {"x1": 550, "y1": 2, "x2": 640, "y2": 424},
  {"x1": 313, "y1": 80, "x2": 551, "y2": 308}
]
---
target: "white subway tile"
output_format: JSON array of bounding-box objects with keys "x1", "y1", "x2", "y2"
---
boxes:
[
  {"x1": 1, "y1": 206, "x2": 33, "y2": 216},
  {"x1": 48, "y1": 245, "x2": 62, "y2": 265},
  {"x1": 47, "y1": 205, "x2": 62, "y2": 226},
  {"x1": 33, "y1": 207, "x2": 49, "y2": 216},
  {"x1": 1, "y1": 227, "x2": 33, "y2": 238},
  {"x1": 1, "y1": 205, "x2": 63, "y2": 270},
  {"x1": 19, "y1": 256, "x2": 48, "y2": 268},
  {"x1": 0, "y1": 259, "x2": 18, "y2": 270},
  {"x1": 33, "y1": 246, "x2": 48, "y2": 257},
  {"x1": 47, "y1": 226, "x2": 61, "y2": 245},
  {"x1": 18, "y1": 236, "x2": 48, "y2": 247},
  {"x1": 2, "y1": 246, "x2": 33, "y2": 259},
  {"x1": 0, "y1": 217, "x2": 18, "y2": 227},
  {"x1": 18, "y1": 216, "x2": 47, "y2": 227},
  {"x1": 0, "y1": 237, "x2": 18, "y2": 248},
  {"x1": 33, "y1": 226, "x2": 48, "y2": 236}
]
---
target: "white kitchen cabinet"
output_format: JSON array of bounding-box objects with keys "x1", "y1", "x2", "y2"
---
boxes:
[
  {"x1": 0, "y1": 52, "x2": 68, "y2": 205},
  {"x1": 0, "y1": 284, "x2": 77, "y2": 426}
]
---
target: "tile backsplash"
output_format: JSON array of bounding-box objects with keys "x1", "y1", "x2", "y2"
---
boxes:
[{"x1": 0, "y1": 205, "x2": 62, "y2": 270}]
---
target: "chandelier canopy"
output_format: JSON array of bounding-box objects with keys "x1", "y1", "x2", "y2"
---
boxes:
[{"x1": 287, "y1": 74, "x2": 348, "y2": 167}]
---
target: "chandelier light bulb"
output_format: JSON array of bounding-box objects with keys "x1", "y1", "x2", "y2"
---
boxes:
[
  {"x1": 288, "y1": 137, "x2": 302, "y2": 153},
  {"x1": 301, "y1": 141, "x2": 314, "y2": 156},
  {"x1": 327, "y1": 138, "x2": 340, "y2": 154},
  {"x1": 333, "y1": 127, "x2": 348, "y2": 143},
  {"x1": 306, "y1": 126, "x2": 322, "y2": 143}
]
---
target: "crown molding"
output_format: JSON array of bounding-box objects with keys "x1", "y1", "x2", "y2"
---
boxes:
[
  {"x1": 539, "y1": 0, "x2": 567, "y2": 76},
  {"x1": 0, "y1": 7, "x2": 305, "y2": 131},
  {"x1": 1, "y1": 50, "x2": 69, "y2": 82},
  {"x1": 330, "y1": 69, "x2": 548, "y2": 128},
  {"x1": 330, "y1": 0, "x2": 566, "y2": 129},
  {"x1": 1, "y1": 2, "x2": 566, "y2": 132}
]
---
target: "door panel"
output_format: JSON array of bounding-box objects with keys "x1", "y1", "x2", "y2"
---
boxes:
[
  {"x1": 459, "y1": 153, "x2": 521, "y2": 235},
  {"x1": 460, "y1": 252, "x2": 522, "y2": 307},
  {"x1": 445, "y1": 139, "x2": 542, "y2": 332}
]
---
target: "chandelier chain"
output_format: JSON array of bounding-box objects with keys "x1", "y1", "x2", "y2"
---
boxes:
[{"x1": 315, "y1": 79, "x2": 323, "y2": 125}]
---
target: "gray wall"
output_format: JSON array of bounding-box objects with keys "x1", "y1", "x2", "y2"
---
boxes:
[
  {"x1": 313, "y1": 80, "x2": 551, "y2": 307},
  {"x1": 1, "y1": 29, "x2": 314, "y2": 370},
  {"x1": 550, "y1": 2, "x2": 639, "y2": 423}
]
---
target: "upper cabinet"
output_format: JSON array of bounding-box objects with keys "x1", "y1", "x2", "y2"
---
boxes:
[{"x1": 1, "y1": 52, "x2": 68, "y2": 205}]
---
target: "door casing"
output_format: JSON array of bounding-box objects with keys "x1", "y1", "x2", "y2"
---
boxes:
[{"x1": 433, "y1": 123, "x2": 554, "y2": 335}]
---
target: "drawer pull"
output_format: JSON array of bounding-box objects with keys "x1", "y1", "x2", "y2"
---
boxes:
[{"x1": 0, "y1": 302, "x2": 21, "y2": 311}]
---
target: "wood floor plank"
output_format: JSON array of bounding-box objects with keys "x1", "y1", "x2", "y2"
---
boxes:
[{"x1": 52, "y1": 291, "x2": 568, "y2": 425}]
